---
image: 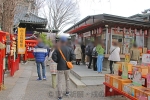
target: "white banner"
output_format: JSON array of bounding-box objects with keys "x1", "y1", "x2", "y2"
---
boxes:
[
  {"x1": 142, "y1": 54, "x2": 150, "y2": 64},
  {"x1": 83, "y1": 32, "x2": 91, "y2": 37}
]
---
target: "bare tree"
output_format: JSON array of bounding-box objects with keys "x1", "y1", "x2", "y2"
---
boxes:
[
  {"x1": 43, "y1": 0, "x2": 80, "y2": 30},
  {"x1": 31, "y1": 0, "x2": 46, "y2": 15}
]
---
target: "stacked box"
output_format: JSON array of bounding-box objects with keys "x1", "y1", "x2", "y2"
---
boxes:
[
  {"x1": 105, "y1": 74, "x2": 121, "y2": 86},
  {"x1": 134, "y1": 87, "x2": 150, "y2": 99},
  {"x1": 112, "y1": 76, "x2": 131, "y2": 91}
]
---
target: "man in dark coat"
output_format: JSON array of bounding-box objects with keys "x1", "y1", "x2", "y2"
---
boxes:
[{"x1": 52, "y1": 36, "x2": 75, "y2": 100}]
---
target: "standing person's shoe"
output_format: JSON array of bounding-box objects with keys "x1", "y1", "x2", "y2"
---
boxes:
[
  {"x1": 43, "y1": 77, "x2": 47, "y2": 80},
  {"x1": 58, "y1": 97, "x2": 63, "y2": 100},
  {"x1": 65, "y1": 92, "x2": 70, "y2": 96},
  {"x1": 37, "y1": 78, "x2": 42, "y2": 81},
  {"x1": 88, "y1": 67, "x2": 91, "y2": 69}
]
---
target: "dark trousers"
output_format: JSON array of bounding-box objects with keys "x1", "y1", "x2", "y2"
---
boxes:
[
  {"x1": 82, "y1": 53, "x2": 85, "y2": 64},
  {"x1": 88, "y1": 55, "x2": 92, "y2": 68},
  {"x1": 109, "y1": 61, "x2": 117, "y2": 74},
  {"x1": 76, "y1": 59, "x2": 81, "y2": 65},
  {"x1": 93, "y1": 57, "x2": 97, "y2": 71}
]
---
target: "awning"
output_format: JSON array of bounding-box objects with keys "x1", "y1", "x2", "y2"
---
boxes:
[{"x1": 69, "y1": 24, "x2": 91, "y2": 33}]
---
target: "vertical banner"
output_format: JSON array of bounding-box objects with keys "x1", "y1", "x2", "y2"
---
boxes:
[{"x1": 18, "y1": 28, "x2": 26, "y2": 54}]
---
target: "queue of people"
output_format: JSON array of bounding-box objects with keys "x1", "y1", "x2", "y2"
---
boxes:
[{"x1": 33, "y1": 36, "x2": 140, "y2": 100}]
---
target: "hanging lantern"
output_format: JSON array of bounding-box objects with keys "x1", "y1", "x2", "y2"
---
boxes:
[
  {"x1": 129, "y1": 28, "x2": 131, "y2": 33},
  {"x1": 140, "y1": 29, "x2": 142, "y2": 36},
  {"x1": 134, "y1": 29, "x2": 137, "y2": 36},
  {"x1": 99, "y1": 27, "x2": 102, "y2": 34},
  {"x1": 144, "y1": 30, "x2": 147, "y2": 35},
  {"x1": 123, "y1": 28, "x2": 126, "y2": 33},
  {"x1": 117, "y1": 27, "x2": 120, "y2": 34},
  {"x1": 114, "y1": 27, "x2": 117, "y2": 34},
  {"x1": 108, "y1": 28, "x2": 111, "y2": 33}
]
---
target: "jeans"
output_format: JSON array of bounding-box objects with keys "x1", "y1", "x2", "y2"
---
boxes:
[
  {"x1": 93, "y1": 57, "x2": 97, "y2": 71},
  {"x1": 97, "y1": 55, "x2": 104, "y2": 72},
  {"x1": 36, "y1": 62, "x2": 46, "y2": 79}
]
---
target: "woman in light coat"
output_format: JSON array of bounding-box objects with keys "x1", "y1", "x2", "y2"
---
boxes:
[
  {"x1": 74, "y1": 43, "x2": 82, "y2": 65},
  {"x1": 108, "y1": 41, "x2": 120, "y2": 74}
]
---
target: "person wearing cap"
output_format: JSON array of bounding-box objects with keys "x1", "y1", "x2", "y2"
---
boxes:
[{"x1": 52, "y1": 36, "x2": 75, "y2": 100}]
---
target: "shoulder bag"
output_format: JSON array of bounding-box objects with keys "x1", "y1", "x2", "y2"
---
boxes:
[{"x1": 58, "y1": 48, "x2": 73, "y2": 69}]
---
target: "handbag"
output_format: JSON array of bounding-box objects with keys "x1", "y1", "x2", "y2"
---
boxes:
[{"x1": 58, "y1": 48, "x2": 73, "y2": 69}]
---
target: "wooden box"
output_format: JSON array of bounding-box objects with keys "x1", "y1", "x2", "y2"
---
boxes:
[
  {"x1": 105, "y1": 74, "x2": 120, "y2": 86},
  {"x1": 113, "y1": 77, "x2": 131, "y2": 91},
  {"x1": 138, "y1": 66, "x2": 148, "y2": 76},
  {"x1": 128, "y1": 63, "x2": 133, "y2": 72},
  {"x1": 135, "y1": 87, "x2": 150, "y2": 99}
]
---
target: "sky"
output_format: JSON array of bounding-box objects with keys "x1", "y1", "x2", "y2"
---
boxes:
[
  {"x1": 78, "y1": 0, "x2": 150, "y2": 19},
  {"x1": 39, "y1": 0, "x2": 150, "y2": 32}
]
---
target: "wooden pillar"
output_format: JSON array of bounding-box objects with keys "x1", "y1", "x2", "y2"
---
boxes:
[{"x1": 147, "y1": 29, "x2": 150, "y2": 49}]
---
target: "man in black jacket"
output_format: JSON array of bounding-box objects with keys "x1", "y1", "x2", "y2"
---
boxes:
[{"x1": 52, "y1": 36, "x2": 75, "y2": 100}]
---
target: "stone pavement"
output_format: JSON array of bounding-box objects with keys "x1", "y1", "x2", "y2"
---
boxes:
[{"x1": 0, "y1": 61, "x2": 127, "y2": 100}]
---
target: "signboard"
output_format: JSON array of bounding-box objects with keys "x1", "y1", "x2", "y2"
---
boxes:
[
  {"x1": 142, "y1": 54, "x2": 150, "y2": 64},
  {"x1": 83, "y1": 32, "x2": 91, "y2": 37},
  {"x1": 18, "y1": 28, "x2": 26, "y2": 54}
]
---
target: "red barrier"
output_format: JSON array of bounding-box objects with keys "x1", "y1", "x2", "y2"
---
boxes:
[{"x1": 0, "y1": 31, "x2": 6, "y2": 86}]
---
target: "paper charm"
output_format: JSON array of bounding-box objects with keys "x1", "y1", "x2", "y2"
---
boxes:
[
  {"x1": 125, "y1": 54, "x2": 130, "y2": 63},
  {"x1": 132, "y1": 70, "x2": 142, "y2": 86}
]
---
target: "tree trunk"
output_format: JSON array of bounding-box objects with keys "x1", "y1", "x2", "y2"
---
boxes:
[{"x1": 2, "y1": 0, "x2": 16, "y2": 33}]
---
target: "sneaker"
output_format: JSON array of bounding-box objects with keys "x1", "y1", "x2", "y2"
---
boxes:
[
  {"x1": 58, "y1": 97, "x2": 63, "y2": 100},
  {"x1": 37, "y1": 78, "x2": 42, "y2": 81},
  {"x1": 43, "y1": 77, "x2": 47, "y2": 80},
  {"x1": 66, "y1": 92, "x2": 70, "y2": 96}
]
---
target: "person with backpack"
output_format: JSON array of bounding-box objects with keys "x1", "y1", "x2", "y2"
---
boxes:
[
  {"x1": 85, "y1": 41, "x2": 94, "y2": 69},
  {"x1": 52, "y1": 36, "x2": 75, "y2": 100},
  {"x1": 92, "y1": 42, "x2": 98, "y2": 71},
  {"x1": 108, "y1": 41, "x2": 120, "y2": 74}
]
